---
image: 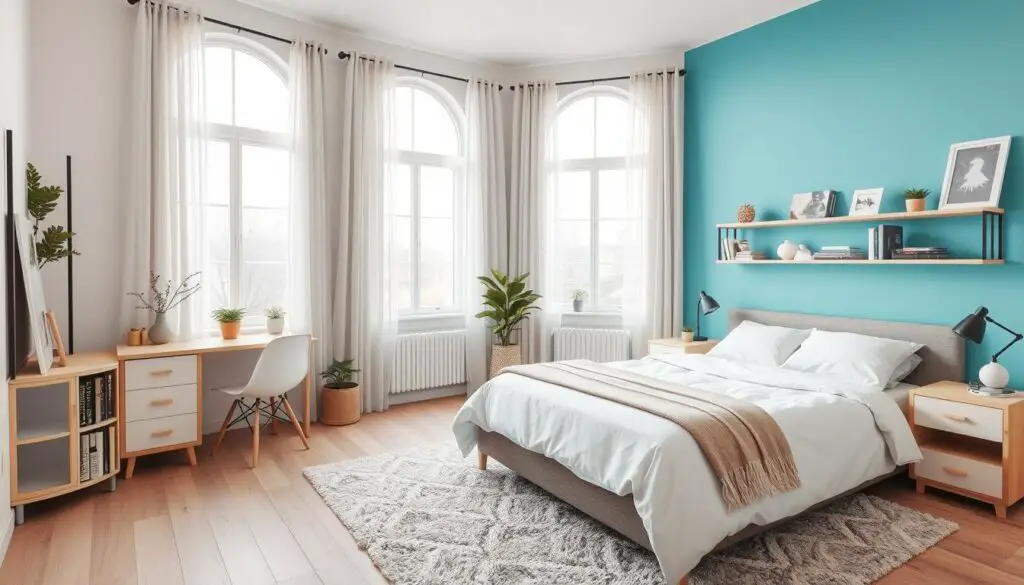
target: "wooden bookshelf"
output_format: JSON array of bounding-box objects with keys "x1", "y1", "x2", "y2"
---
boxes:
[
  {"x1": 718, "y1": 259, "x2": 1004, "y2": 265},
  {"x1": 716, "y1": 207, "x2": 1003, "y2": 229}
]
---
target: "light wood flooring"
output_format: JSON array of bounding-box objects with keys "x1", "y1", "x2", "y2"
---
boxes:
[{"x1": 3, "y1": 395, "x2": 1024, "y2": 585}]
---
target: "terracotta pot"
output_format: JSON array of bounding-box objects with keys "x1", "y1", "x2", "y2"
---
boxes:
[
  {"x1": 220, "y1": 321, "x2": 242, "y2": 340},
  {"x1": 489, "y1": 344, "x2": 521, "y2": 378},
  {"x1": 906, "y1": 198, "x2": 926, "y2": 212},
  {"x1": 321, "y1": 383, "x2": 361, "y2": 426}
]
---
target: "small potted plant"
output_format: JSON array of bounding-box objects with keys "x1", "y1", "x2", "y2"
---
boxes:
[
  {"x1": 681, "y1": 326, "x2": 695, "y2": 343},
  {"x1": 264, "y1": 305, "x2": 285, "y2": 335},
  {"x1": 211, "y1": 307, "x2": 245, "y2": 340},
  {"x1": 320, "y1": 358, "x2": 361, "y2": 426},
  {"x1": 571, "y1": 289, "x2": 588, "y2": 313},
  {"x1": 904, "y1": 188, "x2": 929, "y2": 213}
]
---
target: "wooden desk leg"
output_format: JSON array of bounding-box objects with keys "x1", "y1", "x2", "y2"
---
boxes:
[
  {"x1": 270, "y1": 397, "x2": 279, "y2": 435},
  {"x1": 996, "y1": 503, "x2": 1008, "y2": 520},
  {"x1": 303, "y1": 370, "x2": 311, "y2": 438},
  {"x1": 185, "y1": 446, "x2": 197, "y2": 467},
  {"x1": 252, "y1": 398, "x2": 261, "y2": 469},
  {"x1": 125, "y1": 457, "x2": 136, "y2": 480}
]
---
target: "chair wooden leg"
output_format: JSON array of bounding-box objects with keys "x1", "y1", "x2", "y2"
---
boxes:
[
  {"x1": 213, "y1": 399, "x2": 239, "y2": 454},
  {"x1": 281, "y1": 397, "x2": 310, "y2": 450},
  {"x1": 478, "y1": 451, "x2": 488, "y2": 471},
  {"x1": 251, "y1": 398, "x2": 261, "y2": 469},
  {"x1": 270, "y1": 397, "x2": 279, "y2": 435}
]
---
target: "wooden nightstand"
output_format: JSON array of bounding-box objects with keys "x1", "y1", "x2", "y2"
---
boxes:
[
  {"x1": 648, "y1": 338, "x2": 718, "y2": 357},
  {"x1": 909, "y1": 381, "x2": 1024, "y2": 519}
]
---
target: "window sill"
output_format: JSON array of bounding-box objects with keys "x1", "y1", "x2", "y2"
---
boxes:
[
  {"x1": 560, "y1": 312, "x2": 623, "y2": 329},
  {"x1": 398, "y1": 313, "x2": 466, "y2": 334}
]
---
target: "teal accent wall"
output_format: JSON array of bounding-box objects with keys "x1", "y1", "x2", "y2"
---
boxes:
[{"x1": 684, "y1": 0, "x2": 1024, "y2": 381}]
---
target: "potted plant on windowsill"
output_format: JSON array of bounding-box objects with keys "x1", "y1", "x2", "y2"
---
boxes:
[
  {"x1": 476, "y1": 269, "x2": 542, "y2": 378},
  {"x1": 571, "y1": 289, "x2": 588, "y2": 313},
  {"x1": 264, "y1": 305, "x2": 285, "y2": 335},
  {"x1": 904, "y1": 188, "x2": 930, "y2": 213},
  {"x1": 211, "y1": 307, "x2": 245, "y2": 340},
  {"x1": 320, "y1": 358, "x2": 361, "y2": 426},
  {"x1": 681, "y1": 326, "x2": 695, "y2": 343}
]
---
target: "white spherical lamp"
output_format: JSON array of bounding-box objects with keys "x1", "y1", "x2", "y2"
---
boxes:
[
  {"x1": 953, "y1": 307, "x2": 1022, "y2": 391},
  {"x1": 980, "y1": 361, "x2": 1011, "y2": 389}
]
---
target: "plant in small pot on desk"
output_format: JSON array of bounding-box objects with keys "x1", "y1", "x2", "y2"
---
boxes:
[
  {"x1": 571, "y1": 289, "x2": 588, "y2": 313},
  {"x1": 211, "y1": 307, "x2": 245, "y2": 340},
  {"x1": 320, "y1": 358, "x2": 361, "y2": 426},
  {"x1": 904, "y1": 188, "x2": 930, "y2": 213},
  {"x1": 265, "y1": 305, "x2": 285, "y2": 334}
]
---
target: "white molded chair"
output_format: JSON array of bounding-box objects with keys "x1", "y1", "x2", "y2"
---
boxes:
[{"x1": 213, "y1": 334, "x2": 311, "y2": 467}]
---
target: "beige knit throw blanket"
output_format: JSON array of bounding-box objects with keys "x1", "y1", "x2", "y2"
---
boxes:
[{"x1": 501, "y1": 360, "x2": 801, "y2": 510}]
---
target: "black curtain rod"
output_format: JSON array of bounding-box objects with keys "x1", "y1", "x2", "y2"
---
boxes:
[
  {"x1": 510, "y1": 69, "x2": 687, "y2": 90},
  {"x1": 338, "y1": 52, "x2": 504, "y2": 90}
]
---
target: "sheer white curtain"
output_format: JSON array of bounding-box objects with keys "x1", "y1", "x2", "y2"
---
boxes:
[
  {"x1": 509, "y1": 82, "x2": 559, "y2": 364},
  {"x1": 624, "y1": 69, "x2": 684, "y2": 356},
  {"x1": 120, "y1": 1, "x2": 208, "y2": 341},
  {"x1": 334, "y1": 54, "x2": 398, "y2": 412},
  {"x1": 288, "y1": 41, "x2": 331, "y2": 417},
  {"x1": 463, "y1": 79, "x2": 507, "y2": 389}
]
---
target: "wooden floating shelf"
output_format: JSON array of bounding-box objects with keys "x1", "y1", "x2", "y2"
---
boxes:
[
  {"x1": 716, "y1": 207, "x2": 1004, "y2": 229},
  {"x1": 718, "y1": 259, "x2": 1004, "y2": 265}
]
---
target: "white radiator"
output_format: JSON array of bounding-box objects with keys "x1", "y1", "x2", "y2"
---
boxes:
[
  {"x1": 553, "y1": 328, "x2": 631, "y2": 362},
  {"x1": 392, "y1": 331, "x2": 467, "y2": 394}
]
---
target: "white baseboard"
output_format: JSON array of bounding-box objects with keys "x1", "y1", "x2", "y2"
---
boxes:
[
  {"x1": 389, "y1": 384, "x2": 466, "y2": 405},
  {"x1": 0, "y1": 510, "x2": 13, "y2": 568}
]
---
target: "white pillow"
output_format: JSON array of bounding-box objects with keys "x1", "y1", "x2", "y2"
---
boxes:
[
  {"x1": 781, "y1": 329, "x2": 924, "y2": 391},
  {"x1": 886, "y1": 354, "x2": 923, "y2": 389},
  {"x1": 707, "y1": 320, "x2": 812, "y2": 367}
]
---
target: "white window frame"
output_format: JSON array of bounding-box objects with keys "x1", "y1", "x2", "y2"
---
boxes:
[
  {"x1": 203, "y1": 33, "x2": 291, "y2": 331},
  {"x1": 555, "y1": 85, "x2": 631, "y2": 315},
  {"x1": 391, "y1": 77, "x2": 466, "y2": 319}
]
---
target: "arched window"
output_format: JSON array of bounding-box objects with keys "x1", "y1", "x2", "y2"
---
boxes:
[
  {"x1": 554, "y1": 87, "x2": 631, "y2": 312},
  {"x1": 202, "y1": 34, "x2": 290, "y2": 329},
  {"x1": 389, "y1": 78, "x2": 465, "y2": 315}
]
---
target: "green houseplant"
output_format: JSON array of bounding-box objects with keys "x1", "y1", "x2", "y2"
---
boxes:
[
  {"x1": 904, "y1": 188, "x2": 930, "y2": 213},
  {"x1": 475, "y1": 269, "x2": 541, "y2": 377},
  {"x1": 27, "y1": 162, "x2": 78, "y2": 268},
  {"x1": 320, "y1": 359, "x2": 361, "y2": 426},
  {"x1": 264, "y1": 305, "x2": 286, "y2": 335},
  {"x1": 211, "y1": 307, "x2": 246, "y2": 340}
]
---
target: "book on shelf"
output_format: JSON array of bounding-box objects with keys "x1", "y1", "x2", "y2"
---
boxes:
[
  {"x1": 79, "y1": 435, "x2": 90, "y2": 482},
  {"x1": 877, "y1": 225, "x2": 904, "y2": 259},
  {"x1": 734, "y1": 251, "x2": 766, "y2": 261},
  {"x1": 88, "y1": 433, "x2": 100, "y2": 479}
]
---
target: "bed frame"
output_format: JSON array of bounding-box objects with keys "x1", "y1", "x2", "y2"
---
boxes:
[{"x1": 476, "y1": 309, "x2": 965, "y2": 585}]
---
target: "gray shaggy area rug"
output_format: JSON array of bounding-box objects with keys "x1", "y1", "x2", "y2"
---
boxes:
[{"x1": 304, "y1": 444, "x2": 957, "y2": 585}]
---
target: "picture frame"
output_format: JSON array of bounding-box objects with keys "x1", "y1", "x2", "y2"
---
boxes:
[
  {"x1": 849, "y1": 188, "x2": 885, "y2": 216},
  {"x1": 789, "y1": 190, "x2": 835, "y2": 220},
  {"x1": 14, "y1": 213, "x2": 54, "y2": 374},
  {"x1": 939, "y1": 136, "x2": 1012, "y2": 209}
]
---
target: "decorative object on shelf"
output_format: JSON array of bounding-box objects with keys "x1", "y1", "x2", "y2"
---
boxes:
[
  {"x1": 476, "y1": 269, "x2": 541, "y2": 378},
  {"x1": 320, "y1": 358, "x2": 361, "y2": 426},
  {"x1": 903, "y1": 188, "x2": 929, "y2": 213},
  {"x1": 264, "y1": 305, "x2": 285, "y2": 335},
  {"x1": 681, "y1": 326, "x2": 694, "y2": 343},
  {"x1": 571, "y1": 289, "x2": 588, "y2": 313},
  {"x1": 736, "y1": 203, "x2": 756, "y2": 223},
  {"x1": 694, "y1": 291, "x2": 720, "y2": 342},
  {"x1": 849, "y1": 188, "x2": 884, "y2": 216},
  {"x1": 777, "y1": 240, "x2": 798, "y2": 261},
  {"x1": 789, "y1": 190, "x2": 836, "y2": 220},
  {"x1": 127, "y1": 328, "x2": 141, "y2": 346},
  {"x1": 26, "y1": 163, "x2": 78, "y2": 268},
  {"x1": 794, "y1": 244, "x2": 814, "y2": 262},
  {"x1": 953, "y1": 306, "x2": 1021, "y2": 389},
  {"x1": 140, "y1": 327, "x2": 148, "y2": 345},
  {"x1": 13, "y1": 214, "x2": 54, "y2": 373},
  {"x1": 939, "y1": 136, "x2": 1012, "y2": 210},
  {"x1": 127, "y1": 271, "x2": 202, "y2": 345},
  {"x1": 876, "y1": 225, "x2": 904, "y2": 259},
  {"x1": 211, "y1": 307, "x2": 246, "y2": 340}
]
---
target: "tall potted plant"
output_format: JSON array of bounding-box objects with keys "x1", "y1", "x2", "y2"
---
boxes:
[
  {"x1": 320, "y1": 359, "x2": 361, "y2": 426},
  {"x1": 476, "y1": 269, "x2": 542, "y2": 378}
]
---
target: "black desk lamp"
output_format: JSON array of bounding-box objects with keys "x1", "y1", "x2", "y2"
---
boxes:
[
  {"x1": 694, "y1": 291, "x2": 720, "y2": 342},
  {"x1": 952, "y1": 306, "x2": 1022, "y2": 389}
]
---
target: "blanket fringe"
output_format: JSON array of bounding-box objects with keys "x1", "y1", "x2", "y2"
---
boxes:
[{"x1": 720, "y1": 457, "x2": 802, "y2": 511}]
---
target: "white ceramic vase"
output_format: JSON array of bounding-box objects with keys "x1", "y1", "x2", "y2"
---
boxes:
[
  {"x1": 777, "y1": 240, "x2": 798, "y2": 261},
  {"x1": 980, "y1": 361, "x2": 1010, "y2": 389},
  {"x1": 266, "y1": 317, "x2": 285, "y2": 335},
  {"x1": 794, "y1": 244, "x2": 814, "y2": 262}
]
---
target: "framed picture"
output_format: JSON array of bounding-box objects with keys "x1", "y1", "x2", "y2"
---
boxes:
[
  {"x1": 849, "y1": 188, "x2": 885, "y2": 216},
  {"x1": 14, "y1": 214, "x2": 53, "y2": 374},
  {"x1": 789, "y1": 190, "x2": 835, "y2": 220},
  {"x1": 939, "y1": 136, "x2": 1012, "y2": 209}
]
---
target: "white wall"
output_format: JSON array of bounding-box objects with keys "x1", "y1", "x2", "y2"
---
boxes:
[{"x1": 0, "y1": 0, "x2": 29, "y2": 561}]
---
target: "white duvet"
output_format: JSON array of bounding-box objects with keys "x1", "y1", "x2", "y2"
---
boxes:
[{"x1": 451, "y1": 354, "x2": 922, "y2": 582}]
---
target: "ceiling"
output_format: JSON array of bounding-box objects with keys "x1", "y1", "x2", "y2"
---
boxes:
[{"x1": 242, "y1": 0, "x2": 818, "y2": 66}]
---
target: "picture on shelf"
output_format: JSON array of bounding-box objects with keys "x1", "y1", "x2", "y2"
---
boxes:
[
  {"x1": 849, "y1": 188, "x2": 884, "y2": 216},
  {"x1": 940, "y1": 136, "x2": 1011, "y2": 209},
  {"x1": 789, "y1": 190, "x2": 836, "y2": 220}
]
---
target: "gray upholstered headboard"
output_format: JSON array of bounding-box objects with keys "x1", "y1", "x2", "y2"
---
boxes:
[{"x1": 728, "y1": 309, "x2": 965, "y2": 385}]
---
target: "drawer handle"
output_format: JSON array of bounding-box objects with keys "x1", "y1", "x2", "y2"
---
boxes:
[
  {"x1": 150, "y1": 398, "x2": 174, "y2": 407},
  {"x1": 942, "y1": 465, "x2": 969, "y2": 478},
  {"x1": 943, "y1": 413, "x2": 971, "y2": 423},
  {"x1": 150, "y1": 369, "x2": 174, "y2": 377},
  {"x1": 151, "y1": 429, "x2": 174, "y2": 438}
]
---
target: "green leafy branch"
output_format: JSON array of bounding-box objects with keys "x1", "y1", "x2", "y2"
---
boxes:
[{"x1": 27, "y1": 163, "x2": 78, "y2": 268}]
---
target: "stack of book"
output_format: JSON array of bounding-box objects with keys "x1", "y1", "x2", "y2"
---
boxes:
[
  {"x1": 734, "y1": 250, "x2": 767, "y2": 261},
  {"x1": 78, "y1": 371, "x2": 115, "y2": 426},
  {"x1": 721, "y1": 238, "x2": 754, "y2": 261},
  {"x1": 868, "y1": 225, "x2": 904, "y2": 259},
  {"x1": 893, "y1": 247, "x2": 950, "y2": 260},
  {"x1": 79, "y1": 430, "x2": 112, "y2": 482},
  {"x1": 813, "y1": 246, "x2": 867, "y2": 260}
]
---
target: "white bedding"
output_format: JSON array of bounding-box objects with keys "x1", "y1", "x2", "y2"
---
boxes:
[{"x1": 452, "y1": 353, "x2": 922, "y2": 582}]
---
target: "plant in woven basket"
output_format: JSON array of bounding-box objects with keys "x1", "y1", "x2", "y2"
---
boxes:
[
  {"x1": 475, "y1": 269, "x2": 541, "y2": 347},
  {"x1": 736, "y1": 203, "x2": 756, "y2": 223}
]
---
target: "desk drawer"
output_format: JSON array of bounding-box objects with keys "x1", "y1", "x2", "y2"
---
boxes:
[
  {"x1": 125, "y1": 355, "x2": 197, "y2": 391},
  {"x1": 915, "y1": 396, "x2": 1003, "y2": 443},
  {"x1": 126, "y1": 413, "x2": 198, "y2": 453},
  {"x1": 916, "y1": 447, "x2": 1002, "y2": 498},
  {"x1": 125, "y1": 384, "x2": 198, "y2": 422}
]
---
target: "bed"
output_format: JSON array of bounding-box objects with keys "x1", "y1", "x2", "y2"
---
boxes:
[{"x1": 452, "y1": 310, "x2": 964, "y2": 584}]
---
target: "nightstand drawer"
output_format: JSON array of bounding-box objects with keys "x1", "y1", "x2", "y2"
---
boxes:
[
  {"x1": 125, "y1": 384, "x2": 198, "y2": 422},
  {"x1": 915, "y1": 396, "x2": 1003, "y2": 443},
  {"x1": 125, "y1": 355, "x2": 198, "y2": 391},
  {"x1": 648, "y1": 340, "x2": 717, "y2": 356},
  {"x1": 916, "y1": 447, "x2": 1002, "y2": 498}
]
